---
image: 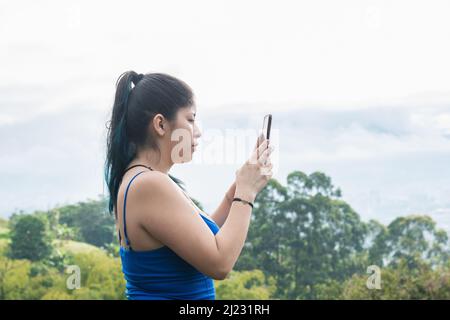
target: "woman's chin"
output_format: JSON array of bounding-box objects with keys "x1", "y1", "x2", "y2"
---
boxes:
[{"x1": 175, "y1": 150, "x2": 195, "y2": 163}]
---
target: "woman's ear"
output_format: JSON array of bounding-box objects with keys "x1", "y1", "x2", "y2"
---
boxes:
[{"x1": 152, "y1": 114, "x2": 166, "y2": 136}]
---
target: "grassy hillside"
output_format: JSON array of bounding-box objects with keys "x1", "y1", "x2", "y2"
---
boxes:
[
  {"x1": 0, "y1": 239, "x2": 8, "y2": 251},
  {"x1": 0, "y1": 218, "x2": 8, "y2": 236},
  {"x1": 53, "y1": 239, "x2": 106, "y2": 255},
  {"x1": 0, "y1": 219, "x2": 9, "y2": 251},
  {"x1": 1, "y1": 237, "x2": 106, "y2": 256}
]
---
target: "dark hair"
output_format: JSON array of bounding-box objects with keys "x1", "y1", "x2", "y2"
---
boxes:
[{"x1": 104, "y1": 70, "x2": 194, "y2": 217}]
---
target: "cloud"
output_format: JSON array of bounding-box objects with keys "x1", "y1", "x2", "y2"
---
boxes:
[{"x1": 0, "y1": 103, "x2": 108, "y2": 215}]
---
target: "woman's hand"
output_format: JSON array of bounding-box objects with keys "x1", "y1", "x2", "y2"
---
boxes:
[
  {"x1": 227, "y1": 134, "x2": 264, "y2": 202},
  {"x1": 234, "y1": 134, "x2": 274, "y2": 202}
]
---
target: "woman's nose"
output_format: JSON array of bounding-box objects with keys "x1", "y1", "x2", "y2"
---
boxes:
[{"x1": 194, "y1": 125, "x2": 202, "y2": 138}]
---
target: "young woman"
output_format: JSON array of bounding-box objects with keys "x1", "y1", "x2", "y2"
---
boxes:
[{"x1": 104, "y1": 71, "x2": 274, "y2": 300}]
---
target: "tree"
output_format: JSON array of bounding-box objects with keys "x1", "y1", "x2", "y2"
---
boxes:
[
  {"x1": 9, "y1": 214, "x2": 53, "y2": 261},
  {"x1": 59, "y1": 197, "x2": 116, "y2": 248},
  {"x1": 236, "y1": 171, "x2": 368, "y2": 299},
  {"x1": 368, "y1": 215, "x2": 449, "y2": 269}
]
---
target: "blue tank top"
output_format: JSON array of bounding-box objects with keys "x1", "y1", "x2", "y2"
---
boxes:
[{"x1": 118, "y1": 170, "x2": 220, "y2": 300}]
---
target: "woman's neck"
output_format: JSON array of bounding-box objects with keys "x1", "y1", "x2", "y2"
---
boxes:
[{"x1": 129, "y1": 149, "x2": 173, "y2": 174}]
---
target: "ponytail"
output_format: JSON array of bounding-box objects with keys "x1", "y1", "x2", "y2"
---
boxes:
[{"x1": 104, "y1": 71, "x2": 143, "y2": 218}]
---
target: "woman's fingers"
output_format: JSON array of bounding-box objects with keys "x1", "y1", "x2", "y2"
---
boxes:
[
  {"x1": 258, "y1": 145, "x2": 274, "y2": 166},
  {"x1": 250, "y1": 139, "x2": 269, "y2": 164}
]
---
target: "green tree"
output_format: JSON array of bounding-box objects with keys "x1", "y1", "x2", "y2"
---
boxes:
[
  {"x1": 236, "y1": 171, "x2": 367, "y2": 299},
  {"x1": 369, "y1": 215, "x2": 449, "y2": 269},
  {"x1": 9, "y1": 214, "x2": 53, "y2": 261},
  {"x1": 59, "y1": 197, "x2": 116, "y2": 248}
]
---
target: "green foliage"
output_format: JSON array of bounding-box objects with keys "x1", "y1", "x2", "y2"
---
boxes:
[
  {"x1": 1, "y1": 170, "x2": 449, "y2": 300},
  {"x1": 0, "y1": 218, "x2": 7, "y2": 228},
  {"x1": 103, "y1": 243, "x2": 120, "y2": 258},
  {"x1": 235, "y1": 171, "x2": 450, "y2": 299},
  {"x1": 41, "y1": 289, "x2": 73, "y2": 300},
  {"x1": 215, "y1": 269, "x2": 276, "y2": 300},
  {"x1": 25, "y1": 263, "x2": 67, "y2": 300},
  {"x1": 341, "y1": 259, "x2": 450, "y2": 299},
  {"x1": 9, "y1": 214, "x2": 53, "y2": 261},
  {"x1": 368, "y1": 215, "x2": 449, "y2": 269},
  {"x1": 236, "y1": 172, "x2": 368, "y2": 299},
  {"x1": 58, "y1": 197, "x2": 116, "y2": 248},
  {"x1": 312, "y1": 279, "x2": 345, "y2": 299},
  {"x1": 0, "y1": 218, "x2": 8, "y2": 239},
  {"x1": 0, "y1": 257, "x2": 31, "y2": 299},
  {"x1": 69, "y1": 251, "x2": 126, "y2": 300},
  {"x1": 0, "y1": 246, "x2": 125, "y2": 300}
]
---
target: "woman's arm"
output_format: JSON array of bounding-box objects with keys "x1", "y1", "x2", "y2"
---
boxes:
[{"x1": 210, "y1": 181, "x2": 236, "y2": 228}]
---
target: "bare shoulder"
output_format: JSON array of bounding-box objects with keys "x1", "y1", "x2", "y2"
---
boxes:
[
  {"x1": 133, "y1": 171, "x2": 174, "y2": 194},
  {"x1": 128, "y1": 171, "x2": 182, "y2": 227}
]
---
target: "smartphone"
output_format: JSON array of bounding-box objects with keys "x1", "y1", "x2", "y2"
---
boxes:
[{"x1": 262, "y1": 114, "x2": 272, "y2": 142}]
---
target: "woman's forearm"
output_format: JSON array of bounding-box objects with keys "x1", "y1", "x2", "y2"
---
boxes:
[
  {"x1": 210, "y1": 182, "x2": 236, "y2": 228},
  {"x1": 214, "y1": 186, "x2": 255, "y2": 276}
]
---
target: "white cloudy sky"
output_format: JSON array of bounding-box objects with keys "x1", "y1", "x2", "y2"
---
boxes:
[{"x1": 1, "y1": 0, "x2": 449, "y2": 232}]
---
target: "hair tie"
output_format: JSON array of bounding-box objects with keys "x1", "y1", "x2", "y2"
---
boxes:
[{"x1": 134, "y1": 73, "x2": 144, "y2": 85}]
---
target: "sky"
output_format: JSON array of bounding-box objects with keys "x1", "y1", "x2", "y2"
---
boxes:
[{"x1": 0, "y1": 0, "x2": 449, "y2": 232}]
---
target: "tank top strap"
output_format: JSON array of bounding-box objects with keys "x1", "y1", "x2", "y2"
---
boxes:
[{"x1": 122, "y1": 170, "x2": 148, "y2": 250}]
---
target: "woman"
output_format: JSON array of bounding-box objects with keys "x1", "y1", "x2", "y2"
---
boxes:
[{"x1": 104, "y1": 71, "x2": 274, "y2": 300}]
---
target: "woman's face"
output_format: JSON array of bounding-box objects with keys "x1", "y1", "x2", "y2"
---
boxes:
[{"x1": 169, "y1": 105, "x2": 201, "y2": 163}]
